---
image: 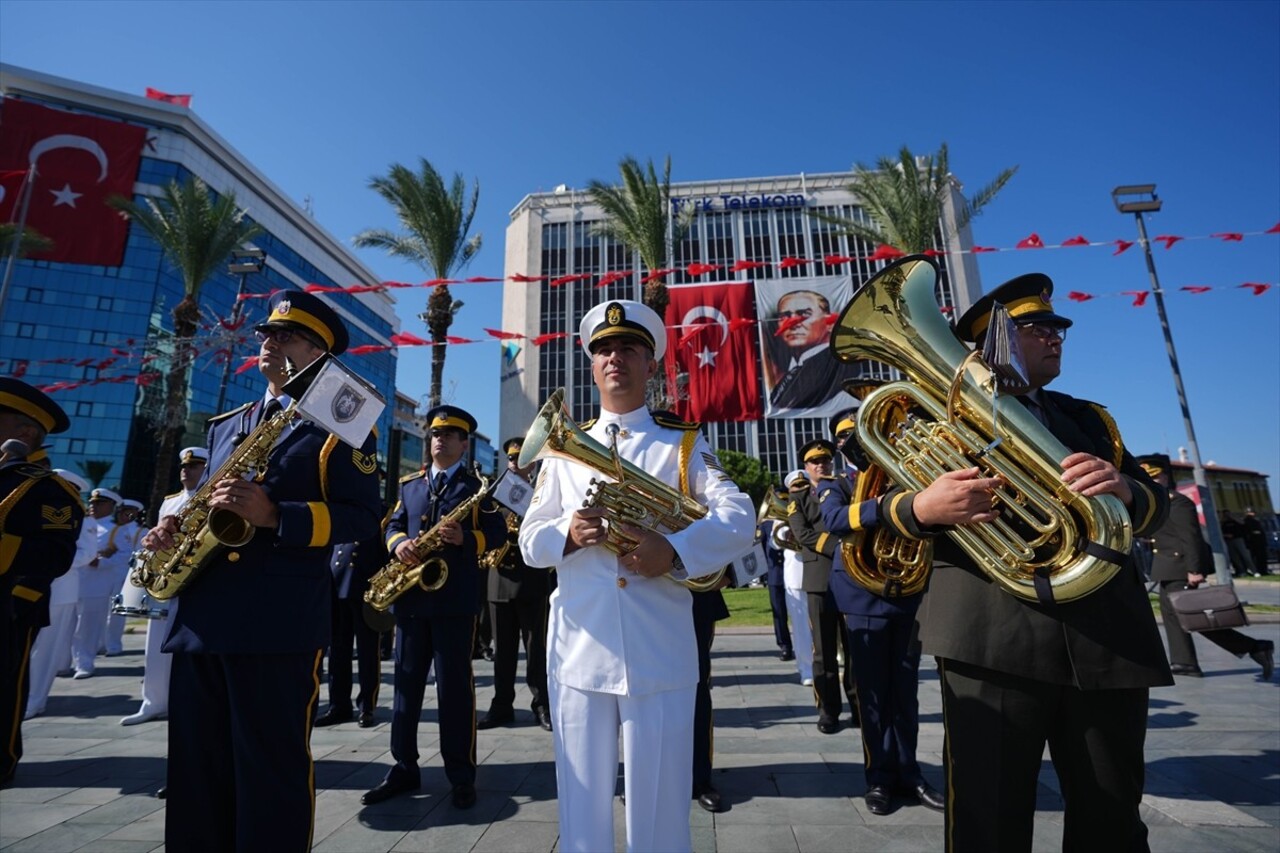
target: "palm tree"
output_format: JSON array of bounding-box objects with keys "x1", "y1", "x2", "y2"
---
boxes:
[
  {"x1": 109, "y1": 177, "x2": 263, "y2": 517},
  {"x1": 586, "y1": 155, "x2": 690, "y2": 319},
  {"x1": 75, "y1": 459, "x2": 114, "y2": 489},
  {"x1": 822, "y1": 143, "x2": 1017, "y2": 254},
  {"x1": 0, "y1": 223, "x2": 54, "y2": 258},
  {"x1": 354, "y1": 158, "x2": 481, "y2": 408}
]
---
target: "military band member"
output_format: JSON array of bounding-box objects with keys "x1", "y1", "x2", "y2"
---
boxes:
[
  {"x1": 519, "y1": 299, "x2": 754, "y2": 853},
  {"x1": 1, "y1": 378, "x2": 83, "y2": 787},
  {"x1": 314, "y1": 530, "x2": 386, "y2": 728},
  {"x1": 691, "y1": 581, "x2": 730, "y2": 813},
  {"x1": 885, "y1": 274, "x2": 1171, "y2": 851},
  {"x1": 787, "y1": 439, "x2": 847, "y2": 734},
  {"x1": 362, "y1": 405, "x2": 505, "y2": 809},
  {"x1": 121, "y1": 447, "x2": 207, "y2": 726},
  {"x1": 70, "y1": 486, "x2": 121, "y2": 678},
  {"x1": 146, "y1": 290, "x2": 382, "y2": 852},
  {"x1": 25, "y1": 469, "x2": 93, "y2": 720},
  {"x1": 1139, "y1": 453, "x2": 1274, "y2": 680},
  {"x1": 759, "y1": 487, "x2": 794, "y2": 661},
  {"x1": 478, "y1": 437, "x2": 552, "y2": 731},
  {"x1": 103, "y1": 497, "x2": 144, "y2": 657},
  {"x1": 816, "y1": 405, "x2": 944, "y2": 815}
]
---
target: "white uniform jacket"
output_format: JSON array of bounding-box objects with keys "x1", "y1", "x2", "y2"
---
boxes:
[
  {"x1": 81, "y1": 519, "x2": 124, "y2": 599},
  {"x1": 519, "y1": 405, "x2": 753, "y2": 696}
]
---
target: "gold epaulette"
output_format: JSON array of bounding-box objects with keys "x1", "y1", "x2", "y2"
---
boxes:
[
  {"x1": 399, "y1": 470, "x2": 426, "y2": 484},
  {"x1": 208, "y1": 402, "x2": 254, "y2": 424},
  {"x1": 579, "y1": 418, "x2": 597, "y2": 430},
  {"x1": 164, "y1": 491, "x2": 182, "y2": 500},
  {"x1": 10, "y1": 463, "x2": 53, "y2": 481},
  {"x1": 651, "y1": 411, "x2": 700, "y2": 430}
]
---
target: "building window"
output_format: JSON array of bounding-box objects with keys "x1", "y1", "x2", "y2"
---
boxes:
[
  {"x1": 17, "y1": 323, "x2": 36, "y2": 338},
  {"x1": 68, "y1": 438, "x2": 85, "y2": 454},
  {"x1": 90, "y1": 330, "x2": 109, "y2": 344},
  {"x1": 97, "y1": 296, "x2": 115, "y2": 311},
  {"x1": 75, "y1": 402, "x2": 94, "y2": 417},
  {"x1": 23, "y1": 287, "x2": 43, "y2": 303}
]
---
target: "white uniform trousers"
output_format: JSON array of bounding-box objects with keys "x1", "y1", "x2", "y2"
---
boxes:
[
  {"x1": 550, "y1": 677, "x2": 695, "y2": 853},
  {"x1": 784, "y1": 585, "x2": 813, "y2": 681},
  {"x1": 71, "y1": 596, "x2": 111, "y2": 674},
  {"x1": 132, "y1": 603, "x2": 176, "y2": 716},
  {"x1": 24, "y1": 602, "x2": 77, "y2": 718},
  {"x1": 104, "y1": 608, "x2": 127, "y2": 655}
]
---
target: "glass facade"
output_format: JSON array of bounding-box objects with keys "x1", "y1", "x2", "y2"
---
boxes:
[{"x1": 1, "y1": 80, "x2": 397, "y2": 506}]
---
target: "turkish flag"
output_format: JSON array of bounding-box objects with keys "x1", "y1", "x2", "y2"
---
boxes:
[
  {"x1": 144, "y1": 88, "x2": 192, "y2": 108},
  {"x1": 0, "y1": 98, "x2": 146, "y2": 266},
  {"x1": 664, "y1": 282, "x2": 761, "y2": 423}
]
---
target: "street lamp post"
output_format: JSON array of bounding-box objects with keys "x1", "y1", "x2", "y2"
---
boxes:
[
  {"x1": 215, "y1": 247, "x2": 266, "y2": 415},
  {"x1": 1111, "y1": 185, "x2": 1231, "y2": 583}
]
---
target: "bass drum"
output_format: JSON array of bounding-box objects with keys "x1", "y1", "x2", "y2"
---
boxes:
[{"x1": 111, "y1": 577, "x2": 169, "y2": 620}]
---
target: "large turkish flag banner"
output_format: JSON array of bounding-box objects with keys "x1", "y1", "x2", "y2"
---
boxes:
[
  {"x1": 0, "y1": 98, "x2": 146, "y2": 266},
  {"x1": 664, "y1": 282, "x2": 762, "y2": 423}
]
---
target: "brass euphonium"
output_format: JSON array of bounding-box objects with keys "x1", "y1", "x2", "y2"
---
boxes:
[
  {"x1": 519, "y1": 388, "x2": 725, "y2": 593},
  {"x1": 478, "y1": 508, "x2": 522, "y2": 571},
  {"x1": 836, "y1": 380, "x2": 932, "y2": 598},
  {"x1": 759, "y1": 489, "x2": 799, "y2": 551},
  {"x1": 830, "y1": 256, "x2": 1131, "y2": 603}
]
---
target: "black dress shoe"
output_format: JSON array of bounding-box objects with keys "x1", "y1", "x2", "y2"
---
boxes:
[
  {"x1": 362, "y1": 775, "x2": 419, "y2": 805},
  {"x1": 1250, "y1": 640, "x2": 1275, "y2": 680},
  {"x1": 695, "y1": 784, "x2": 723, "y2": 813},
  {"x1": 451, "y1": 782, "x2": 477, "y2": 809},
  {"x1": 779, "y1": 649, "x2": 795, "y2": 662},
  {"x1": 913, "y1": 782, "x2": 945, "y2": 811},
  {"x1": 482, "y1": 647, "x2": 494, "y2": 662},
  {"x1": 155, "y1": 785, "x2": 167, "y2": 799},
  {"x1": 358, "y1": 710, "x2": 376, "y2": 728},
  {"x1": 313, "y1": 708, "x2": 354, "y2": 727},
  {"x1": 817, "y1": 716, "x2": 840, "y2": 735},
  {"x1": 1170, "y1": 663, "x2": 1204, "y2": 677},
  {"x1": 476, "y1": 710, "x2": 515, "y2": 730},
  {"x1": 534, "y1": 706, "x2": 553, "y2": 731},
  {"x1": 865, "y1": 785, "x2": 892, "y2": 815}
]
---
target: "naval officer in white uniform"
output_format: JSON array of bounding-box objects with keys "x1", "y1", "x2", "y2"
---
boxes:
[
  {"x1": 120, "y1": 446, "x2": 208, "y2": 725},
  {"x1": 519, "y1": 299, "x2": 754, "y2": 853}
]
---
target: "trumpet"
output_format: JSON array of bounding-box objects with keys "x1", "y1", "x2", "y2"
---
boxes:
[
  {"x1": 520, "y1": 388, "x2": 725, "y2": 593},
  {"x1": 759, "y1": 489, "x2": 799, "y2": 551}
]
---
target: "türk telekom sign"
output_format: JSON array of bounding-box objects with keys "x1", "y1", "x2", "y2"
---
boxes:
[{"x1": 670, "y1": 192, "x2": 808, "y2": 213}]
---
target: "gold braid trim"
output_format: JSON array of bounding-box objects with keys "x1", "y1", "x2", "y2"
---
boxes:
[
  {"x1": 1087, "y1": 403, "x2": 1125, "y2": 469},
  {"x1": 677, "y1": 429, "x2": 698, "y2": 498},
  {"x1": 318, "y1": 435, "x2": 339, "y2": 502}
]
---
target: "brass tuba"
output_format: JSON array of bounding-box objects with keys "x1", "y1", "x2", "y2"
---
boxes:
[
  {"x1": 520, "y1": 388, "x2": 725, "y2": 593},
  {"x1": 830, "y1": 256, "x2": 1131, "y2": 603},
  {"x1": 364, "y1": 474, "x2": 492, "y2": 611},
  {"x1": 837, "y1": 381, "x2": 933, "y2": 598}
]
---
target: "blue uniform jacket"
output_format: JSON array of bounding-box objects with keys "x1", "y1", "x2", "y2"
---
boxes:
[
  {"x1": 331, "y1": 535, "x2": 386, "y2": 600},
  {"x1": 815, "y1": 475, "x2": 921, "y2": 619},
  {"x1": 384, "y1": 468, "x2": 505, "y2": 619},
  {"x1": 164, "y1": 400, "x2": 382, "y2": 655}
]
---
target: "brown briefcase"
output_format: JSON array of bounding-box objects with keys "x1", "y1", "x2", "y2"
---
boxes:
[{"x1": 1166, "y1": 584, "x2": 1249, "y2": 632}]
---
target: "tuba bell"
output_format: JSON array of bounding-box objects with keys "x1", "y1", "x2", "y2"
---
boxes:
[
  {"x1": 836, "y1": 381, "x2": 933, "y2": 598},
  {"x1": 520, "y1": 388, "x2": 725, "y2": 593},
  {"x1": 830, "y1": 256, "x2": 1131, "y2": 604},
  {"x1": 759, "y1": 488, "x2": 799, "y2": 551}
]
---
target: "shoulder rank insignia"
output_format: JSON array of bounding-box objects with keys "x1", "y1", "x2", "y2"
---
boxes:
[
  {"x1": 652, "y1": 411, "x2": 700, "y2": 430},
  {"x1": 208, "y1": 402, "x2": 254, "y2": 424},
  {"x1": 579, "y1": 418, "x2": 598, "y2": 430},
  {"x1": 399, "y1": 470, "x2": 426, "y2": 484},
  {"x1": 352, "y1": 448, "x2": 377, "y2": 475}
]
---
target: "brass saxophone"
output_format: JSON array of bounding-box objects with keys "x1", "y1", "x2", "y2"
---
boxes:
[
  {"x1": 519, "y1": 388, "x2": 725, "y2": 593},
  {"x1": 478, "y1": 509, "x2": 521, "y2": 571},
  {"x1": 830, "y1": 256, "x2": 1131, "y2": 603},
  {"x1": 131, "y1": 401, "x2": 298, "y2": 600},
  {"x1": 364, "y1": 475, "x2": 491, "y2": 611}
]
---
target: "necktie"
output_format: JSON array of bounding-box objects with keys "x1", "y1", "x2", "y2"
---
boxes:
[
  {"x1": 433, "y1": 471, "x2": 447, "y2": 494},
  {"x1": 1020, "y1": 395, "x2": 1047, "y2": 427},
  {"x1": 260, "y1": 398, "x2": 283, "y2": 426}
]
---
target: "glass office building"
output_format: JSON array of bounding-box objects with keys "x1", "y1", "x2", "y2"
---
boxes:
[
  {"x1": 0, "y1": 65, "x2": 399, "y2": 503},
  {"x1": 500, "y1": 172, "x2": 985, "y2": 479}
]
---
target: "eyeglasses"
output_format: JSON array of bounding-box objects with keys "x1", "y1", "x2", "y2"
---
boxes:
[
  {"x1": 255, "y1": 328, "x2": 299, "y2": 344},
  {"x1": 1018, "y1": 323, "x2": 1067, "y2": 343},
  {"x1": 835, "y1": 429, "x2": 855, "y2": 443},
  {"x1": 430, "y1": 428, "x2": 463, "y2": 440}
]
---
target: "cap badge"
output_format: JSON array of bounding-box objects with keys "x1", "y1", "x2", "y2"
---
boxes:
[
  {"x1": 606, "y1": 303, "x2": 623, "y2": 326},
  {"x1": 277, "y1": 300, "x2": 292, "y2": 316},
  {"x1": 1039, "y1": 289, "x2": 1052, "y2": 306}
]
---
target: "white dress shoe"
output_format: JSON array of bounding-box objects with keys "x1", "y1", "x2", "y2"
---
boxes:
[
  {"x1": 120, "y1": 710, "x2": 166, "y2": 726},
  {"x1": 73, "y1": 670, "x2": 93, "y2": 680}
]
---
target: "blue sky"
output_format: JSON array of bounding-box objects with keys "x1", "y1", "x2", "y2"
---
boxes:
[{"x1": 3, "y1": 0, "x2": 1277, "y2": 501}]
